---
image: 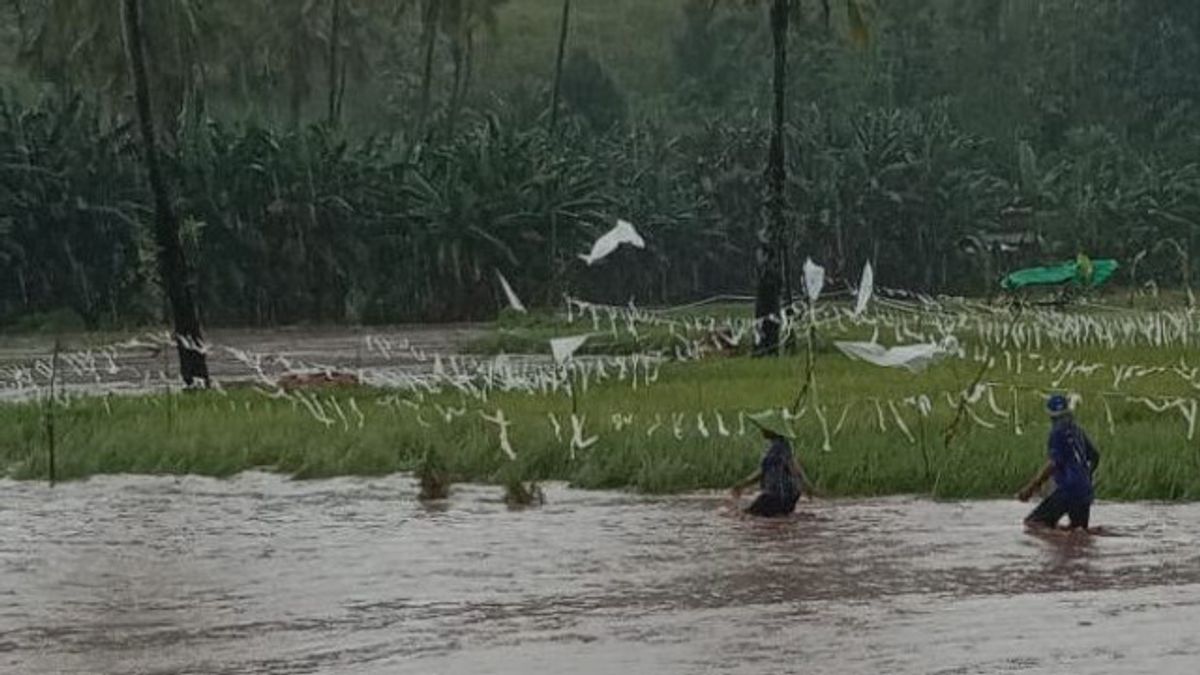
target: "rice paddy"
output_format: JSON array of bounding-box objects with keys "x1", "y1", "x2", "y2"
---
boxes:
[{"x1": 3, "y1": 294, "x2": 1200, "y2": 500}]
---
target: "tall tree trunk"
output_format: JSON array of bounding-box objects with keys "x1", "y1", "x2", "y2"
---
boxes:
[
  {"x1": 549, "y1": 0, "x2": 572, "y2": 133},
  {"x1": 336, "y1": 56, "x2": 348, "y2": 123},
  {"x1": 327, "y1": 0, "x2": 342, "y2": 125},
  {"x1": 12, "y1": 0, "x2": 27, "y2": 46},
  {"x1": 754, "y1": 0, "x2": 788, "y2": 356},
  {"x1": 289, "y1": 56, "x2": 305, "y2": 128},
  {"x1": 462, "y1": 29, "x2": 475, "y2": 101},
  {"x1": 443, "y1": 26, "x2": 475, "y2": 139},
  {"x1": 446, "y1": 34, "x2": 465, "y2": 138},
  {"x1": 416, "y1": 0, "x2": 441, "y2": 139},
  {"x1": 121, "y1": 0, "x2": 209, "y2": 386}
]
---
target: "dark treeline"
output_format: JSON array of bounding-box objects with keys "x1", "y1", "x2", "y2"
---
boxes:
[{"x1": 2, "y1": 0, "x2": 1199, "y2": 330}]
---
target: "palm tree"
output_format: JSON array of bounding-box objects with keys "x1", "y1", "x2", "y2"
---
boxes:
[
  {"x1": 737, "y1": 0, "x2": 869, "y2": 355},
  {"x1": 754, "y1": 0, "x2": 789, "y2": 355},
  {"x1": 9, "y1": 0, "x2": 31, "y2": 50},
  {"x1": 415, "y1": 0, "x2": 442, "y2": 139},
  {"x1": 327, "y1": 0, "x2": 343, "y2": 125},
  {"x1": 220, "y1": 0, "x2": 405, "y2": 128},
  {"x1": 121, "y1": 0, "x2": 209, "y2": 386},
  {"x1": 24, "y1": 0, "x2": 215, "y2": 136},
  {"x1": 441, "y1": 0, "x2": 509, "y2": 137},
  {"x1": 549, "y1": 0, "x2": 571, "y2": 133}
]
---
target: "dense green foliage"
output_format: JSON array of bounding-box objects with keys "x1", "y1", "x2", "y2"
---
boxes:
[{"x1": 2, "y1": 0, "x2": 1200, "y2": 329}]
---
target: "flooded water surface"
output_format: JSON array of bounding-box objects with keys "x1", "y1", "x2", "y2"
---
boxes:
[
  {"x1": 2, "y1": 474, "x2": 1198, "y2": 674},
  {"x1": 0, "y1": 326, "x2": 485, "y2": 401}
]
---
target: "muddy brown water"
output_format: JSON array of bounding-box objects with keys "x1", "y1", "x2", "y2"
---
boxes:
[{"x1": 2, "y1": 474, "x2": 1198, "y2": 674}]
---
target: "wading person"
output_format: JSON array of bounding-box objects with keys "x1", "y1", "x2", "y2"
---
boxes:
[
  {"x1": 1017, "y1": 393, "x2": 1101, "y2": 531},
  {"x1": 730, "y1": 413, "x2": 813, "y2": 518}
]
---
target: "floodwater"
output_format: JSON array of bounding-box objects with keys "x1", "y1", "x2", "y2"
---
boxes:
[{"x1": 2, "y1": 475, "x2": 1198, "y2": 674}]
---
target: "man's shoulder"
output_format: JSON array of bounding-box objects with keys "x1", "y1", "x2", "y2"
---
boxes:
[
  {"x1": 1050, "y1": 420, "x2": 1082, "y2": 437},
  {"x1": 1047, "y1": 424, "x2": 1075, "y2": 453}
]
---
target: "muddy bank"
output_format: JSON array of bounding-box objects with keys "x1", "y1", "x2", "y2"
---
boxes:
[{"x1": 1, "y1": 474, "x2": 1197, "y2": 674}]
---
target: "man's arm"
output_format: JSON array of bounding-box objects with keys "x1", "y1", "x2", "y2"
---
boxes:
[
  {"x1": 1018, "y1": 460, "x2": 1055, "y2": 501},
  {"x1": 731, "y1": 470, "x2": 761, "y2": 497},
  {"x1": 790, "y1": 457, "x2": 814, "y2": 496},
  {"x1": 1084, "y1": 432, "x2": 1100, "y2": 474}
]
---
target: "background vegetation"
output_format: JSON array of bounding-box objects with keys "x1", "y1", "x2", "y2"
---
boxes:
[{"x1": 3, "y1": 0, "x2": 1200, "y2": 331}]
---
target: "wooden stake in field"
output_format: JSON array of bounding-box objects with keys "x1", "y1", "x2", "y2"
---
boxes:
[
  {"x1": 162, "y1": 345, "x2": 174, "y2": 431},
  {"x1": 943, "y1": 357, "x2": 994, "y2": 449},
  {"x1": 568, "y1": 363, "x2": 579, "y2": 416},
  {"x1": 43, "y1": 339, "x2": 61, "y2": 486}
]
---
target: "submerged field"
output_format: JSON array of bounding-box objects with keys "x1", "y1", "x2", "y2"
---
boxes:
[{"x1": 3, "y1": 298, "x2": 1200, "y2": 500}]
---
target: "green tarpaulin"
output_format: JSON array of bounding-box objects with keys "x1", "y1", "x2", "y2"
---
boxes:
[{"x1": 1001, "y1": 258, "x2": 1119, "y2": 291}]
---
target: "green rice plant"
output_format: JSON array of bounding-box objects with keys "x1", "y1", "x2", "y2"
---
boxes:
[{"x1": 6, "y1": 301, "x2": 1200, "y2": 501}]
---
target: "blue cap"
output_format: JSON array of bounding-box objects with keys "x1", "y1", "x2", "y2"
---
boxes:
[{"x1": 1046, "y1": 393, "x2": 1070, "y2": 417}]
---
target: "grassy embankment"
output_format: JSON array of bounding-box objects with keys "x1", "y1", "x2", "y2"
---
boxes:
[{"x1": 4, "y1": 305, "x2": 1200, "y2": 500}]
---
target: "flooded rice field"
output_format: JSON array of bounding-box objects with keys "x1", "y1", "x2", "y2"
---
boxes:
[
  {"x1": 0, "y1": 325, "x2": 485, "y2": 401},
  {"x1": 2, "y1": 473, "x2": 1198, "y2": 674}
]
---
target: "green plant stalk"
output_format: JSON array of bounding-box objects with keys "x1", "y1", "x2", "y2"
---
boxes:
[
  {"x1": 790, "y1": 307, "x2": 818, "y2": 413},
  {"x1": 918, "y1": 411, "x2": 932, "y2": 490},
  {"x1": 568, "y1": 364, "x2": 579, "y2": 416}
]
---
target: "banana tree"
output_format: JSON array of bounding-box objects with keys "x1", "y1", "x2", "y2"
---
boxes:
[{"x1": 0, "y1": 92, "x2": 152, "y2": 328}]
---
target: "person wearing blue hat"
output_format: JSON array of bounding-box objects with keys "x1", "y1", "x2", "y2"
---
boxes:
[
  {"x1": 730, "y1": 412, "x2": 813, "y2": 517},
  {"x1": 1017, "y1": 393, "x2": 1101, "y2": 531}
]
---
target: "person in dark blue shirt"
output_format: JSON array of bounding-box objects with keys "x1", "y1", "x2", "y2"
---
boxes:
[
  {"x1": 730, "y1": 414, "x2": 813, "y2": 518},
  {"x1": 1017, "y1": 393, "x2": 1101, "y2": 531}
]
